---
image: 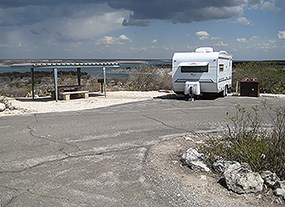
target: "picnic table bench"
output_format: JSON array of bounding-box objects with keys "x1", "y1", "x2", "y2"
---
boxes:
[
  {"x1": 51, "y1": 85, "x2": 89, "y2": 100},
  {"x1": 62, "y1": 90, "x2": 89, "y2": 101}
]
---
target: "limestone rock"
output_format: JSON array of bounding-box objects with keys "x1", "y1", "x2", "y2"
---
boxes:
[
  {"x1": 212, "y1": 159, "x2": 226, "y2": 173},
  {"x1": 213, "y1": 159, "x2": 242, "y2": 174},
  {"x1": 261, "y1": 171, "x2": 280, "y2": 188},
  {"x1": 189, "y1": 160, "x2": 210, "y2": 172},
  {"x1": 273, "y1": 187, "x2": 285, "y2": 197},
  {"x1": 181, "y1": 148, "x2": 203, "y2": 162},
  {"x1": 181, "y1": 148, "x2": 210, "y2": 172},
  {"x1": 223, "y1": 162, "x2": 263, "y2": 194},
  {"x1": 273, "y1": 180, "x2": 285, "y2": 190},
  {"x1": 0, "y1": 103, "x2": 6, "y2": 112},
  {"x1": 273, "y1": 180, "x2": 285, "y2": 199}
]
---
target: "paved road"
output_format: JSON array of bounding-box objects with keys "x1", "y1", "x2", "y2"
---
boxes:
[{"x1": 0, "y1": 95, "x2": 284, "y2": 206}]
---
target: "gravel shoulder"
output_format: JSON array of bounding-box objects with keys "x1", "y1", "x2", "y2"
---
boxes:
[{"x1": 1, "y1": 91, "x2": 171, "y2": 116}]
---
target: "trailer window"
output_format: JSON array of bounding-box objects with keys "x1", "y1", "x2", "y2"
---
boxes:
[
  {"x1": 219, "y1": 64, "x2": 224, "y2": 72},
  {"x1": 181, "y1": 65, "x2": 208, "y2": 73}
]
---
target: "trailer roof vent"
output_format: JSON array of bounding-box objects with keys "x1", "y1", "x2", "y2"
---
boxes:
[
  {"x1": 219, "y1": 50, "x2": 228, "y2": 55},
  {"x1": 195, "y1": 47, "x2": 214, "y2": 53}
]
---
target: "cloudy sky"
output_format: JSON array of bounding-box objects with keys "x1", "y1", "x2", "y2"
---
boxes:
[{"x1": 0, "y1": 0, "x2": 284, "y2": 60}]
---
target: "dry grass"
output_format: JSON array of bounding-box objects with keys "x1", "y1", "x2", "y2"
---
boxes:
[{"x1": 201, "y1": 103, "x2": 285, "y2": 179}]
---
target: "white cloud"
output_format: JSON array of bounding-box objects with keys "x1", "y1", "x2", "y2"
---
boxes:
[
  {"x1": 215, "y1": 41, "x2": 228, "y2": 47},
  {"x1": 236, "y1": 17, "x2": 250, "y2": 25},
  {"x1": 96, "y1": 36, "x2": 116, "y2": 46},
  {"x1": 196, "y1": 31, "x2": 210, "y2": 40},
  {"x1": 278, "y1": 31, "x2": 285, "y2": 40},
  {"x1": 1, "y1": 0, "x2": 275, "y2": 27},
  {"x1": 129, "y1": 47, "x2": 147, "y2": 52},
  {"x1": 236, "y1": 38, "x2": 247, "y2": 43},
  {"x1": 256, "y1": 42, "x2": 277, "y2": 50},
  {"x1": 250, "y1": 36, "x2": 259, "y2": 40},
  {"x1": 118, "y1": 34, "x2": 130, "y2": 41},
  {"x1": 121, "y1": 1, "x2": 246, "y2": 25},
  {"x1": 53, "y1": 11, "x2": 127, "y2": 42},
  {"x1": 96, "y1": 34, "x2": 131, "y2": 46},
  {"x1": 0, "y1": 1, "x2": 284, "y2": 59},
  {"x1": 151, "y1": 39, "x2": 157, "y2": 44},
  {"x1": 0, "y1": 3, "x2": 130, "y2": 50},
  {"x1": 211, "y1": 37, "x2": 221, "y2": 40},
  {"x1": 246, "y1": 36, "x2": 277, "y2": 50},
  {"x1": 260, "y1": 0, "x2": 281, "y2": 12},
  {"x1": 247, "y1": 0, "x2": 281, "y2": 11},
  {"x1": 123, "y1": 14, "x2": 150, "y2": 26}
]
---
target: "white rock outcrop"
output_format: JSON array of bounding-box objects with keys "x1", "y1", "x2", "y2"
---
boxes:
[
  {"x1": 0, "y1": 103, "x2": 6, "y2": 112},
  {"x1": 181, "y1": 148, "x2": 210, "y2": 172}
]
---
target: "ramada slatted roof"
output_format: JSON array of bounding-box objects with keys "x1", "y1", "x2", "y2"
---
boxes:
[{"x1": 9, "y1": 62, "x2": 120, "y2": 68}]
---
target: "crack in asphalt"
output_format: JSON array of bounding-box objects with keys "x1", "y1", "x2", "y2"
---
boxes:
[
  {"x1": 26, "y1": 188, "x2": 90, "y2": 206},
  {"x1": 0, "y1": 143, "x2": 154, "y2": 206},
  {"x1": 1, "y1": 186, "x2": 79, "y2": 207},
  {"x1": 0, "y1": 144, "x2": 152, "y2": 175},
  {"x1": 27, "y1": 125, "x2": 58, "y2": 144},
  {"x1": 2, "y1": 195, "x2": 17, "y2": 207},
  {"x1": 1, "y1": 192, "x2": 25, "y2": 207},
  {"x1": 67, "y1": 128, "x2": 152, "y2": 143},
  {"x1": 1, "y1": 110, "x2": 201, "y2": 206},
  {"x1": 33, "y1": 114, "x2": 39, "y2": 124},
  {"x1": 27, "y1": 124, "x2": 81, "y2": 152},
  {"x1": 142, "y1": 115, "x2": 193, "y2": 133},
  {"x1": 0, "y1": 185, "x2": 19, "y2": 207},
  {"x1": 0, "y1": 185, "x2": 18, "y2": 192}
]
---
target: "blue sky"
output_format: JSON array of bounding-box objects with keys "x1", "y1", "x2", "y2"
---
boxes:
[{"x1": 0, "y1": 0, "x2": 284, "y2": 60}]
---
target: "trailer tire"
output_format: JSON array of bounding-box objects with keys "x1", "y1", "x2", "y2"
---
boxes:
[
  {"x1": 220, "y1": 86, "x2": 228, "y2": 97},
  {"x1": 185, "y1": 86, "x2": 195, "y2": 101},
  {"x1": 223, "y1": 86, "x2": 228, "y2": 97}
]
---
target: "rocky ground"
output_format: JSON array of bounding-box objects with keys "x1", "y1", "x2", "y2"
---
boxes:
[{"x1": 145, "y1": 133, "x2": 284, "y2": 206}]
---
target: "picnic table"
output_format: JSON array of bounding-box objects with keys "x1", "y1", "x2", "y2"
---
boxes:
[{"x1": 52, "y1": 85, "x2": 89, "y2": 100}]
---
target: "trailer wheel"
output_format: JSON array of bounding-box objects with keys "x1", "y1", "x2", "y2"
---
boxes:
[
  {"x1": 185, "y1": 86, "x2": 195, "y2": 101},
  {"x1": 185, "y1": 95, "x2": 189, "y2": 101},
  {"x1": 220, "y1": 86, "x2": 228, "y2": 97}
]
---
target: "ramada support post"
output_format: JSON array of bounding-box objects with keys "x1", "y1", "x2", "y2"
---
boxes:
[
  {"x1": 31, "y1": 68, "x2": 35, "y2": 100},
  {"x1": 77, "y1": 67, "x2": 81, "y2": 86},
  {"x1": 53, "y1": 68, "x2": 58, "y2": 102},
  {"x1": 103, "y1": 66, "x2": 106, "y2": 97}
]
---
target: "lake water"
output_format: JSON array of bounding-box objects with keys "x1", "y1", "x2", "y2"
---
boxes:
[{"x1": 0, "y1": 59, "x2": 172, "y2": 79}]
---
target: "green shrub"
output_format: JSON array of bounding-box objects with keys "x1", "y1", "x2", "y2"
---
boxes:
[
  {"x1": 233, "y1": 62, "x2": 285, "y2": 94},
  {"x1": 200, "y1": 104, "x2": 285, "y2": 179}
]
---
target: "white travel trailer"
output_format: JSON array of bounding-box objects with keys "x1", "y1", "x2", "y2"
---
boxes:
[{"x1": 172, "y1": 47, "x2": 232, "y2": 100}]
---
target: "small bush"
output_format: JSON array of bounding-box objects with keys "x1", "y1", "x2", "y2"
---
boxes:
[
  {"x1": 200, "y1": 104, "x2": 285, "y2": 179},
  {"x1": 126, "y1": 65, "x2": 172, "y2": 91}
]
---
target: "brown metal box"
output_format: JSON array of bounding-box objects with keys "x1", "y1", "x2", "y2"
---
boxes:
[{"x1": 240, "y1": 78, "x2": 260, "y2": 97}]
